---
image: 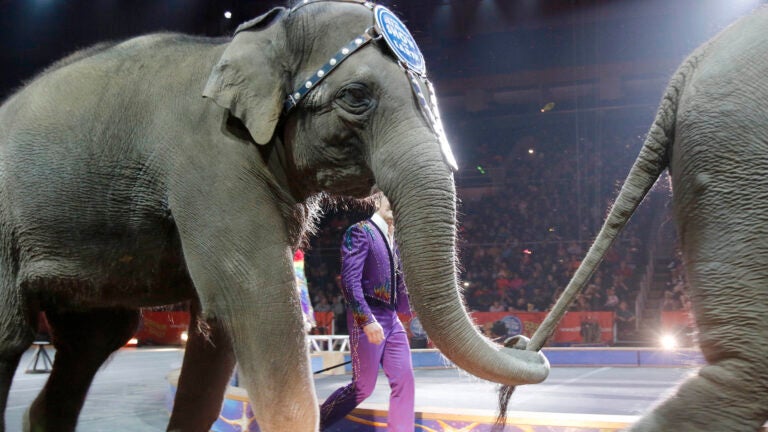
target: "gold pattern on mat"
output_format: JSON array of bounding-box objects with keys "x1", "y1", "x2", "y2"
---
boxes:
[
  {"x1": 345, "y1": 414, "x2": 389, "y2": 427},
  {"x1": 416, "y1": 420, "x2": 482, "y2": 431},
  {"x1": 219, "y1": 401, "x2": 257, "y2": 430}
]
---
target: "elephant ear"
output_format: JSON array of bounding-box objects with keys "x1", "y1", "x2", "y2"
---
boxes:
[{"x1": 203, "y1": 7, "x2": 287, "y2": 145}]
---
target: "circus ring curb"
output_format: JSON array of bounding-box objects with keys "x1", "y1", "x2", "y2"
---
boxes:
[
  {"x1": 166, "y1": 366, "x2": 637, "y2": 432},
  {"x1": 165, "y1": 348, "x2": 719, "y2": 432}
]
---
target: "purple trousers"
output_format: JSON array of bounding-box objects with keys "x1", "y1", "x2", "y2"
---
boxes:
[{"x1": 319, "y1": 306, "x2": 415, "y2": 431}]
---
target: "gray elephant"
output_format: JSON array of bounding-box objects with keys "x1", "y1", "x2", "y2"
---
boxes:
[
  {"x1": 0, "y1": 1, "x2": 548, "y2": 431},
  {"x1": 534, "y1": 6, "x2": 768, "y2": 432}
]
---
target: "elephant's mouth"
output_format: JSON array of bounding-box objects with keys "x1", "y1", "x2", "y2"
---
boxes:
[{"x1": 316, "y1": 167, "x2": 375, "y2": 198}]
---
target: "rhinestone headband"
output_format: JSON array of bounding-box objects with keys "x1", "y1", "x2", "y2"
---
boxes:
[
  {"x1": 283, "y1": 27, "x2": 379, "y2": 113},
  {"x1": 283, "y1": 3, "x2": 458, "y2": 171}
]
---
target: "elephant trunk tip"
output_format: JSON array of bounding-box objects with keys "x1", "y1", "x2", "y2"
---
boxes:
[
  {"x1": 503, "y1": 334, "x2": 532, "y2": 351},
  {"x1": 501, "y1": 334, "x2": 549, "y2": 384}
]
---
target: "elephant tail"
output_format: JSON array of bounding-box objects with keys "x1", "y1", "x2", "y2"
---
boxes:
[{"x1": 526, "y1": 58, "x2": 696, "y2": 351}]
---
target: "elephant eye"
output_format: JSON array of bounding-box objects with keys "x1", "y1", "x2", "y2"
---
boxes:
[{"x1": 335, "y1": 84, "x2": 374, "y2": 114}]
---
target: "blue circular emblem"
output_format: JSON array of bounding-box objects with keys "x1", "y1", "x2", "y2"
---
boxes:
[
  {"x1": 501, "y1": 315, "x2": 524, "y2": 337},
  {"x1": 409, "y1": 317, "x2": 427, "y2": 338},
  {"x1": 374, "y1": 6, "x2": 426, "y2": 75}
]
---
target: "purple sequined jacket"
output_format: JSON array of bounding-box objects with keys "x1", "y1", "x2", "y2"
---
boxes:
[{"x1": 340, "y1": 219, "x2": 410, "y2": 328}]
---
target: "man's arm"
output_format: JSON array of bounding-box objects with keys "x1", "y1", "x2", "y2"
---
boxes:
[{"x1": 341, "y1": 224, "x2": 377, "y2": 329}]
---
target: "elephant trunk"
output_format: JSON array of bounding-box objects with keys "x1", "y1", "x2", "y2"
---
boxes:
[{"x1": 375, "y1": 146, "x2": 549, "y2": 387}]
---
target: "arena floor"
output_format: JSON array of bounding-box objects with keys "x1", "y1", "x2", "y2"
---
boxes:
[{"x1": 6, "y1": 347, "x2": 697, "y2": 431}]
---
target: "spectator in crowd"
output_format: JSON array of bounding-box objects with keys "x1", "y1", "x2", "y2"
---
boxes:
[
  {"x1": 614, "y1": 260, "x2": 634, "y2": 279},
  {"x1": 583, "y1": 283, "x2": 603, "y2": 310},
  {"x1": 615, "y1": 300, "x2": 636, "y2": 339},
  {"x1": 625, "y1": 234, "x2": 643, "y2": 266},
  {"x1": 510, "y1": 297, "x2": 529, "y2": 312},
  {"x1": 611, "y1": 275, "x2": 632, "y2": 303},
  {"x1": 530, "y1": 287, "x2": 549, "y2": 312},
  {"x1": 568, "y1": 255, "x2": 582, "y2": 274},
  {"x1": 592, "y1": 272, "x2": 608, "y2": 291},
  {"x1": 572, "y1": 294, "x2": 591, "y2": 312},
  {"x1": 603, "y1": 287, "x2": 620, "y2": 311},
  {"x1": 508, "y1": 272, "x2": 526, "y2": 294},
  {"x1": 468, "y1": 283, "x2": 494, "y2": 311},
  {"x1": 543, "y1": 274, "x2": 560, "y2": 295},
  {"x1": 314, "y1": 295, "x2": 332, "y2": 313},
  {"x1": 489, "y1": 300, "x2": 506, "y2": 312}
]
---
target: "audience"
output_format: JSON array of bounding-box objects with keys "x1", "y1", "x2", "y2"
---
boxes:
[{"x1": 663, "y1": 252, "x2": 692, "y2": 312}]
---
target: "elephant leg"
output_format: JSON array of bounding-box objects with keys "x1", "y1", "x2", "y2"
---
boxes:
[
  {"x1": 170, "y1": 157, "x2": 320, "y2": 431},
  {"x1": 0, "y1": 351, "x2": 27, "y2": 432},
  {"x1": 25, "y1": 307, "x2": 140, "y2": 432},
  {"x1": 180, "y1": 242, "x2": 318, "y2": 432},
  {"x1": 0, "y1": 279, "x2": 36, "y2": 432},
  {"x1": 630, "y1": 259, "x2": 768, "y2": 432},
  {"x1": 167, "y1": 301, "x2": 236, "y2": 432},
  {"x1": 228, "y1": 287, "x2": 317, "y2": 432}
]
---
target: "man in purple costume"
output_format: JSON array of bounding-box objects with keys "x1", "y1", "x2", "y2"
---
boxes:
[{"x1": 320, "y1": 194, "x2": 414, "y2": 431}]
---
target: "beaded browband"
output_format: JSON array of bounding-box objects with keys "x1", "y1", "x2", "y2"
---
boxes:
[{"x1": 283, "y1": 0, "x2": 458, "y2": 171}]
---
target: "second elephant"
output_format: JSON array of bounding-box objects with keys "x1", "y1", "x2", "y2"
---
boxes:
[{"x1": 544, "y1": 6, "x2": 768, "y2": 432}]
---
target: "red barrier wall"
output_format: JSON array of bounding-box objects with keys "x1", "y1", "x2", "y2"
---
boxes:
[
  {"x1": 400, "y1": 311, "x2": 614, "y2": 345},
  {"x1": 134, "y1": 311, "x2": 336, "y2": 345},
  {"x1": 132, "y1": 310, "x2": 615, "y2": 346},
  {"x1": 660, "y1": 310, "x2": 696, "y2": 330},
  {"x1": 472, "y1": 311, "x2": 614, "y2": 343},
  {"x1": 134, "y1": 311, "x2": 190, "y2": 345},
  {"x1": 553, "y1": 312, "x2": 615, "y2": 343}
]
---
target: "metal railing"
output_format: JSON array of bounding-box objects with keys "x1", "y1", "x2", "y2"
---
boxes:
[{"x1": 308, "y1": 335, "x2": 350, "y2": 352}]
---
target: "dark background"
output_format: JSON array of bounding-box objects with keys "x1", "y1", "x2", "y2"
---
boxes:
[{"x1": 2, "y1": 0, "x2": 763, "y2": 166}]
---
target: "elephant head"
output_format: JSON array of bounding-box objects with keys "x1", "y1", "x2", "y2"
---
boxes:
[{"x1": 203, "y1": 0, "x2": 549, "y2": 387}]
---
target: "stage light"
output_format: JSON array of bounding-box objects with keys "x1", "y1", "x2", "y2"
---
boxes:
[
  {"x1": 224, "y1": 11, "x2": 232, "y2": 19},
  {"x1": 180, "y1": 331, "x2": 189, "y2": 343},
  {"x1": 660, "y1": 334, "x2": 678, "y2": 350},
  {"x1": 528, "y1": 148, "x2": 535, "y2": 155},
  {"x1": 463, "y1": 282, "x2": 470, "y2": 288},
  {"x1": 540, "y1": 102, "x2": 555, "y2": 113}
]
